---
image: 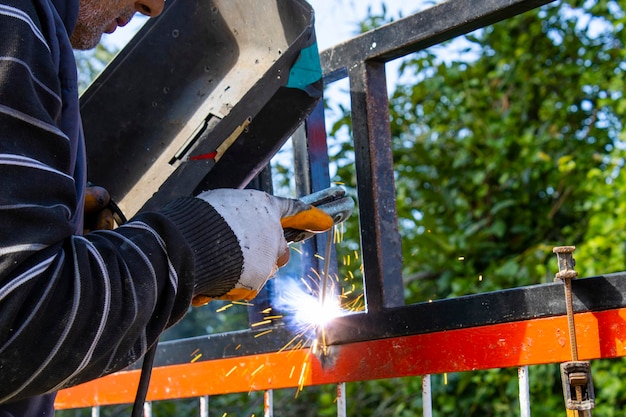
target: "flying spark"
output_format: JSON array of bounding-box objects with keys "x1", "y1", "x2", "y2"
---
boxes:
[{"x1": 273, "y1": 222, "x2": 366, "y2": 357}]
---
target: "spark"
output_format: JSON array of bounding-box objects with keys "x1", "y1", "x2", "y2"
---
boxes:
[
  {"x1": 254, "y1": 329, "x2": 273, "y2": 338},
  {"x1": 334, "y1": 224, "x2": 344, "y2": 244},
  {"x1": 251, "y1": 364, "x2": 265, "y2": 377},
  {"x1": 293, "y1": 339, "x2": 306, "y2": 351},
  {"x1": 251, "y1": 320, "x2": 272, "y2": 327},
  {"x1": 216, "y1": 303, "x2": 234, "y2": 313},
  {"x1": 225, "y1": 366, "x2": 237, "y2": 377},
  {"x1": 308, "y1": 267, "x2": 322, "y2": 283},
  {"x1": 298, "y1": 361, "x2": 308, "y2": 392},
  {"x1": 272, "y1": 221, "x2": 366, "y2": 359},
  {"x1": 272, "y1": 230, "x2": 364, "y2": 396},
  {"x1": 233, "y1": 300, "x2": 254, "y2": 306},
  {"x1": 311, "y1": 338, "x2": 319, "y2": 355},
  {"x1": 278, "y1": 333, "x2": 305, "y2": 353}
]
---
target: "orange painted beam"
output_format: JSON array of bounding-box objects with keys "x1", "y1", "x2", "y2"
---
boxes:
[{"x1": 55, "y1": 307, "x2": 626, "y2": 409}]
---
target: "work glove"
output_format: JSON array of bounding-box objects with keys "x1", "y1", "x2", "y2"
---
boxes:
[{"x1": 191, "y1": 189, "x2": 334, "y2": 306}]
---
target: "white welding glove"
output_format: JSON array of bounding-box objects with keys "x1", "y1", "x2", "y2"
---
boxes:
[{"x1": 191, "y1": 189, "x2": 333, "y2": 306}]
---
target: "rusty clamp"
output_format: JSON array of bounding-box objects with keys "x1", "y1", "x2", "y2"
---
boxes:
[{"x1": 553, "y1": 246, "x2": 595, "y2": 415}]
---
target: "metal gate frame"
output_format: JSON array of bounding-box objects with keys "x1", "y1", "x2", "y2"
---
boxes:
[{"x1": 56, "y1": 0, "x2": 626, "y2": 409}]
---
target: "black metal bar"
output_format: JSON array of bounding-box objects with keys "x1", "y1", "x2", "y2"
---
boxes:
[
  {"x1": 349, "y1": 61, "x2": 404, "y2": 310},
  {"x1": 326, "y1": 273, "x2": 626, "y2": 345},
  {"x1": 292, "y1": 125, "x2": 313, "y2": 196},
  {"x1": 302, "y1": 101, "x2": 332, "y2": 195},
  {"x1": 144, "y1": 273, "x2": 626, "y2": 367},
  {"x1": 321, "y1": 0, "x2": 556, "y2": 83},
  {"x1": 148, "y1": 325, "x2": 297, "y2": 368},
  {"x1": 293, "y1": 102, "x2": 334, "y2": 274}
]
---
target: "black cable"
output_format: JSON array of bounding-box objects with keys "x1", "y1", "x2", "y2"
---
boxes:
[
  {"x1": 131, "y1": 343, "x2": 158, "y2": 417},
  {"x1": 108, "y1": 199, "x2": 128, "y2": 226},
  {"x1": 101, "y1": 195, "x2": 151, "y2": 417}
]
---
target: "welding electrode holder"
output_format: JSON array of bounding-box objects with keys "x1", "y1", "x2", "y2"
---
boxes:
[{"x1": 283, "y1": 186, "x2": 355, "y2": 243}]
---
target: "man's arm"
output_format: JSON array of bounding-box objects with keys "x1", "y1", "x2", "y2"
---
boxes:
[
  {"x1": 0, "y1": 0, "x2": 233, "y2": 402},
  {"x1": 0, "y1": 0, "x2": 332, "y2": 404}
]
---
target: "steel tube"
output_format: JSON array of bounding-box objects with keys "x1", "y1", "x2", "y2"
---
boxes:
[
  {"x1": 422, "y1": 375, "x2": 432, "y2": 417},
  {"x1": 519, "y1": 366, "x2": 531, "y2": 417},
  {"x1": 200, "y1": 396, "x2": 209, "y2": 417}
]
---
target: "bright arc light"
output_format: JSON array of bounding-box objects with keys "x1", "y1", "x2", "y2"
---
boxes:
[
  {"x1": 295, "y1": 291, "x2": 342, "y2": 328},
  {"x1": 274, "y1": 277, "x2": 344, "y2": 332}
]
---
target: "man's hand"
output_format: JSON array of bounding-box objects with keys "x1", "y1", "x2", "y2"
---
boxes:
[
  {"x1": 83, "y1": 185, "x2": 115, "y2": 234},
  {"x1": 192, "y1": 189, "x2": 333, "y2": 306}
]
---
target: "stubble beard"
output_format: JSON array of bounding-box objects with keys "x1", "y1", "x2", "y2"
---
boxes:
[
  {"x1": 70, "y1": 0, "x2": 124, "y2": 50},
  {"x1": 70, "y1": 23, "x2": 102, "y2": 50}
]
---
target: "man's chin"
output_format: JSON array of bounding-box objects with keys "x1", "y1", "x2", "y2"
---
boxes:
[{"x1": 70, "y1": 31, "x2": 103, "y2": 51}]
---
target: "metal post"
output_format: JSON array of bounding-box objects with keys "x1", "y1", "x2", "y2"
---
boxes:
[
  {"x1": 264, "y1": 390, "x2": 273, "y2": 417},
  {"x1": 519, "y1": 366, "x2": 531, "y2": 417},
  {"x1": 337, "y1": 383, "x2": 346, "y2": 417},
  {"x1": 91, "y1": 406, "x2": 100, "y2": 417},
  {"x1": 200, "y1": 396, "x2": 209, "y2": 417},
  {"x1": 293, "y1": 103, "x2": 336, "y2": 288},
  {"x1": 422, "y1": 375, "x2": 432, "y2": 417},
  {"x1": 348, "y1": 60, "x2": 404, "y2": 311},
  {"x1": 143, "y1": 402, "x2": 152, "y2": 417}
]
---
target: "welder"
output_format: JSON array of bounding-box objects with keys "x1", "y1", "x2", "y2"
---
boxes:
[{"x1": 0, "y1": 0, "x2": 333, "y2": 415}]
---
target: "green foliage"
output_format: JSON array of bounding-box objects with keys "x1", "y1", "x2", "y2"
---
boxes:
[
  {"x1": 326, "y1": 0, "x2": 626, "y2": 416},
  {"x1": 386, "y1": 1, "x2": 626, "y2": 304},
  {"x1": 74, "y1": 43, "x2": 118, "y2": 93},
  {"x1": 344, "y1": 377, "x2": 424, "y2": 417},
  {"x1": 160, "y1": 301, "x2": 252, "y2": 341}
]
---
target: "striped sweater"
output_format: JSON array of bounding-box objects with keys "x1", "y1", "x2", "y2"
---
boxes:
[{"x1": 0, "y1": 0, "x2": 243, "y2": 404}]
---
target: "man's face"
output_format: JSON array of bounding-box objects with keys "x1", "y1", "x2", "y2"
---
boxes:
[{"x1": 71, "y1": 0, "x2": 164, "y2": 50}]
